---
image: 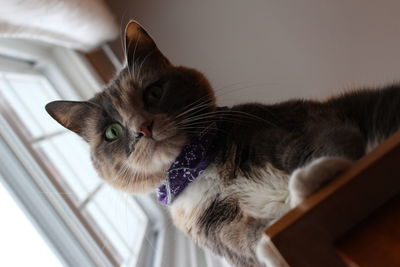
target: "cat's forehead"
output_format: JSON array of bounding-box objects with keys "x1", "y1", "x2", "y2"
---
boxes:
[
  {"x1": 95, "y1": 72, "x2": 142, "y2": 121},
  {"x1": 111, "y1": 73, "x2": 137, "y2": 103}
]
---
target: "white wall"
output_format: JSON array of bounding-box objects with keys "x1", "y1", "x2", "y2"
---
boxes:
[{"x1": 105, "y1": 0, "x2": 400, "y2": 106}]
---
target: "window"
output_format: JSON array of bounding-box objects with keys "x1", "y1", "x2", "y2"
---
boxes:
[
  {"x1": 0, "y1": 43, "x2": 150, "y2": 267},
  {"x1": 0, "y1": 39, "x2": 225, "y2": 267}
]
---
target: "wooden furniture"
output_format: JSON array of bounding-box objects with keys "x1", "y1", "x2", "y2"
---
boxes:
[{"x1": 263, "y1": 131, "x2": 400, "y2": 267}]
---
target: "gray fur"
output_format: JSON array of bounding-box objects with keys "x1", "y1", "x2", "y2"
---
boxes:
[{"x1": 46, "y1": 21, "x2": 400, "y2": 266}]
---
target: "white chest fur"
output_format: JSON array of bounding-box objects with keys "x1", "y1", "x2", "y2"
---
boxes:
[
  {"x1": 169, "y1": 165, "x2": 222, "y2": 236},
  {"x1": 169, "y1": 163, "x2": 291, "y2": 236}
]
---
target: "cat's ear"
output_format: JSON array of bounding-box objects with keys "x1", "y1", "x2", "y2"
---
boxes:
[
  {"x1": 45, "y1": 101, "x2": 93, "y2": 141},
  {"x1": 124, "y1": 20, "x2": 170, "y2": 71}
]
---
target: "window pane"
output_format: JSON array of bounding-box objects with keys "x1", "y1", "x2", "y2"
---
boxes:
[
  {"x1": 35, "y1": 132, "x2": 101, "y2": 203},
  {"x1": 0, "y1": 182, "x2": 63, "y2": 267},
  {"x1": 84, "y1": 186, "x2": 148, "y2": 264},
  {"x1": 0, "y1": 72, "x2": 64, "y2": 138}
]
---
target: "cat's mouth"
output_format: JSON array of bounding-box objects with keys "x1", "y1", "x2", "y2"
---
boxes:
[
  {"x1": 131, "y1": 120, "x2": 187, "y2": 174},
  {"x1": 150, "y1": 118, "x2": 180, "y2": 142}
]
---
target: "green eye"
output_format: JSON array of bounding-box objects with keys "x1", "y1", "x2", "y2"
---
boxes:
[
  {"x1": 145, "y1": 86, "x2": 163, "y2": 105},
  {"x1": 105, "y1": 123, "x2": 124, "y2": 141}
]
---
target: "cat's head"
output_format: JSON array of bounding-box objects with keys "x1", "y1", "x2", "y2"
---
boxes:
[{"x1": 46, "y1": 21, "x2": 216, "y2": 193}]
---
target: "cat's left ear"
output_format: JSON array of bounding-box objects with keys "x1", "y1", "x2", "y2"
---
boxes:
[
  {"x1": 45, "y1": 101, "x2": 94, "y2": 141},
  {"x1": 124, "y1": 20, "x2": 170, "y2": 72}
]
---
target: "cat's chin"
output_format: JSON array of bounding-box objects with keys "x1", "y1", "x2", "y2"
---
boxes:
[
  {"x1": 151, "y1": 118, "x2": 180, "y2": 142},
  {"x1": 132, "y1": 133, "x2": 187, "y2": 172},
  {"x1": 110, "y1": 170, "x2": 165, "y2": 194}
]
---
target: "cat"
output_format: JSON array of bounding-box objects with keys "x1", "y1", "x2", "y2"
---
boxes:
[{"x1": 45, "y1": 21, "x2": 400, "y2": 267}]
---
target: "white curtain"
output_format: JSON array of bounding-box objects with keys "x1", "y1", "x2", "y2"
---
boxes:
[{"x1": 0, "y1": 0, "x2": 118, "y2": 51}]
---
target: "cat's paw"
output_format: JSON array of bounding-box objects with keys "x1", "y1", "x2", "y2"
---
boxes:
[
  {"x1": 289, "y1": 157, "x2": 352, "y2": 207},
  {"x1": 256, "y1": 233, "x2": 288, "y2": 267}
]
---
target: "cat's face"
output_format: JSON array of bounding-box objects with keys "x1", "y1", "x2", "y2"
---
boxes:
[{"x1": 46, "y1": 21, "x2": 215, "y2": 193}]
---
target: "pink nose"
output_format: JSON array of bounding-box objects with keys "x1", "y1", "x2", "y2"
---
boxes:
[{"x1": 138, "y1": 121, "x2": 153, "y2": 137}]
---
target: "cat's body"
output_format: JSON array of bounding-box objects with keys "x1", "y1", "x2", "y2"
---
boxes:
[
  {"x1": 170, "y1": 88, "x2": 399, "y2": 266},
  {"x1": 46, "y1": 21, "x2": 399, "y2": 267}
]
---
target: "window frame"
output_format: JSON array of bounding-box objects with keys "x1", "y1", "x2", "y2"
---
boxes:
[{"x1": 0, "y1": 39, "x2": 155, "y2": 267}]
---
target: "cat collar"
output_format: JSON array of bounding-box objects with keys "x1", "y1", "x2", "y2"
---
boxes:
[{"x1": 157, "y1": 121, "x2": 220, "y2": 205}]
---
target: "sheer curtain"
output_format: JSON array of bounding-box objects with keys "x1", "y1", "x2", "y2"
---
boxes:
[{"x1": 0, "y1": 0, "x2": 118, "y2": 51}]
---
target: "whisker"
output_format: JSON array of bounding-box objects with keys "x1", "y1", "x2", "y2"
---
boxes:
[
  {"x1": 175, "y1": 126, "x2": 230, "y2": 135},
  {"x1": 166, "y1": 82, "x2": 264, "y2": 120},
  {"x1": 177, "y1": 110, "x2": 271, "y2": 125},
  {"x1": 130, "y1": 33, "x2": 141, "y2": 80},
  {"x1": 120, "y1": 19, "x2": 128, "y2": 71},
  {"x1": 137, "y1": 50, "x2": 156, "y2": 85},
  {"x1": 171, "y1": 101, "x2": 214, "y2": 122}
]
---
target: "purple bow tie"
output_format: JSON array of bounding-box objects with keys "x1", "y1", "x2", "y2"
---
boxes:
[{"x1": 157, "y1": 123, "x2": 219, "y2": 205}]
